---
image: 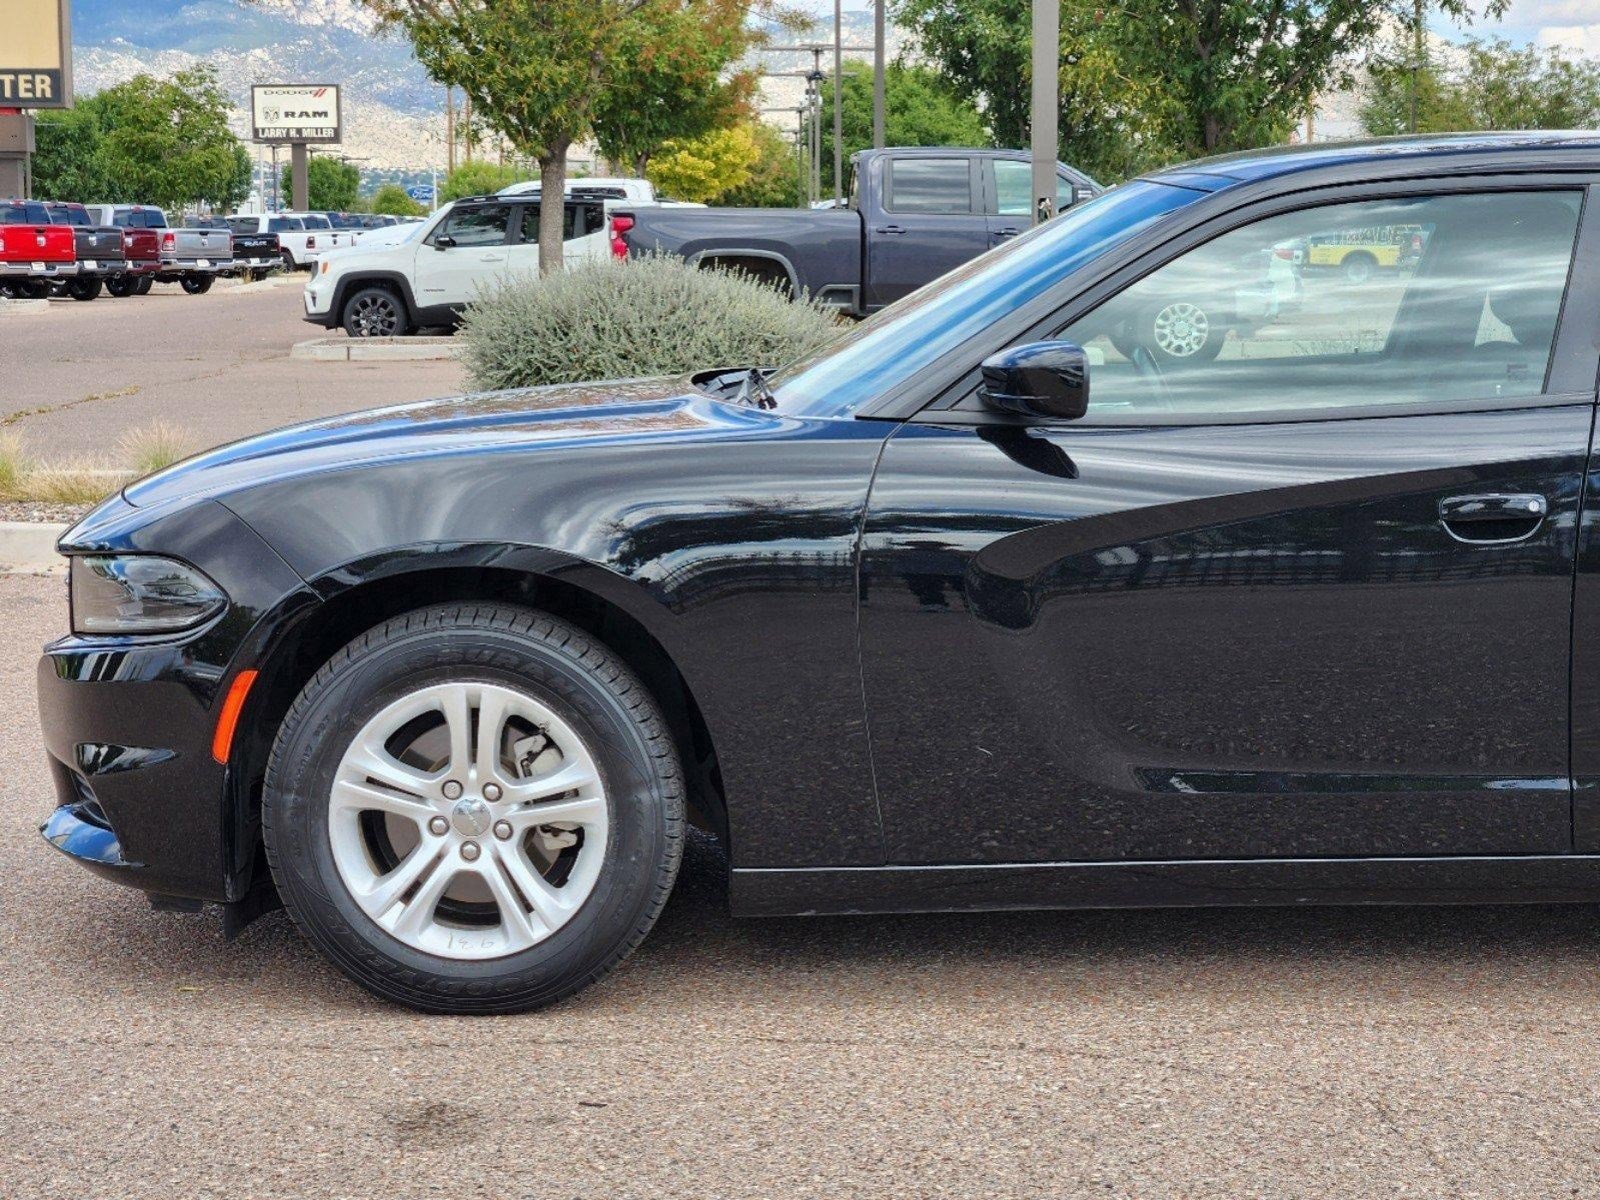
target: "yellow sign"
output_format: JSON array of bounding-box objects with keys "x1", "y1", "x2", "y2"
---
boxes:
[{"x1": 1, "y1": 0, "x2": 73, "y2": 108}]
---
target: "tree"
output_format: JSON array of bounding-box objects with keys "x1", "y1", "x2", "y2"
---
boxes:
[
  {"x1": 438, "y1": 161, "x2": 531, "y2": 202},
  {"x1": 721, "y1": 120, "x2": 804, "y2": 207},
  {"x1": 591, "y1": 0, "x2": 762, "y2": 175},
  {"x1": 280, "y1": 156, "x2": 361, "y2": 210},
  {"x1": 646, "y1": 124, "x2": 762, "y2": 203},
  {"x1": 366, "y1": 0, "x2": 652, "y2": 273},
  {"x1": 371, "y1": 182, "x2": 427, "y2": 216},
  {"x1": 1361, "y1": 35, "x2": 1600, "y2": 135},
  {"x1": 84, "y1": 66, "x2": 248, "y2": 210},
  {"x1": 31, "y1": 105, "x2": 113, "y2": 202},
  {"x1": 896, "y1": 0, "x2": 1507, "y2": 180},
  {"x1": 814, "y1": 61, "x2": 989, "y2": 192}
]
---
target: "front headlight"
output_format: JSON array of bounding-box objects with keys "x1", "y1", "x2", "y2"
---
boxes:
[{"x1": 70, "y1": 555, "x2": 227, "y2": 635}]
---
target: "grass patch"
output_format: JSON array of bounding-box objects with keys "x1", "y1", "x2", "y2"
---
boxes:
[{"x1": 0, "y1": 420, "x2": 195, "y2": 507}]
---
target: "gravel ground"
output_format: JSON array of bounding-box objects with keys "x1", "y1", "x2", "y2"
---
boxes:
[
  {"x1": 8, "y1": 569, "x2": 1600, "y2": 1197},
  {"x1": 0, "y1": 500, "x2": 88, "y2": 524}
]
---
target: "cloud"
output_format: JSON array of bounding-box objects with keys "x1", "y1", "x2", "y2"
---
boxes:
[
  {"x1": 1537, "y1": 22, "x2": 1600, "y2": 53},
  {"x1": 1503, "y1": 0, "x2": 1600, "y2": 23}
]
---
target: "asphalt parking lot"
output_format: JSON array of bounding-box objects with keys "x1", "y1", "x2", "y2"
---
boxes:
[
  {"x1": 8, "y1": 561, "x2": 1600, "y2": 1197},
  {"x1": 0, "y1": 275, "x2": 464, "y2": 459}
]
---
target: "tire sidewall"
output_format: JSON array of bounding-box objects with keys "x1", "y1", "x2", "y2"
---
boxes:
[{"x1": 268, "y1": 612, "x2": 673, "y2": 1009}]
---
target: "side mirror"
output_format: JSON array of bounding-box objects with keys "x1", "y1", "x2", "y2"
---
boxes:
[
  {"x1": 433, "y1": 235, "x2": 456, "y2": 250},
  {"x1": 978, "y1": 342, "x2": 1090, "y2": 421}
]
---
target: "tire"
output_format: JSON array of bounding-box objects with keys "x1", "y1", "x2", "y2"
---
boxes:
[
  {"x1": 342, "y1": 285, "x2": 410, "y2": 337},
  {"x1": 105, "y1": 275, "x2": 138, "y2": 298},
  {"x1": 263, "y1": 604, "x2": 685, "y2": 1014},
  {"x1": 281, "y1": 250, "x2": 297, "y2": 273},
  {"x1": 181, "y1": 275, "x2": 214, "y2": 295},
  {"x1": 17, "y1": 280, "x2": 51, "y2": 300},
  {"x1": 1138, "y1": 300, "x2": 1226, "y2": 367},
  {"x1": 134, "y1": 277, "x2": 153, "y2": 295},
  {"x1": 65, "y1": 277, "x2": 103, "y2": 302},
  {"x1": 1341, "y1": 252, "x2": 1376, "y2": 284}
]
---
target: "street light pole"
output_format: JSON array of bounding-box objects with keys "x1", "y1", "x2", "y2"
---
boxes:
[
  {"x1": 1030, "y1": 0, "x2": 1059, "y2": 225},
  {"x1": 873, "y1": 0, "x2": 886, "y2": 149},
  {"x1": 833, "y1": 0, "x2": 844, "y2": 204}
]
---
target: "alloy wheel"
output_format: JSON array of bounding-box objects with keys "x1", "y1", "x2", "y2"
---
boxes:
[
  {"x1": 327, "y1": 680, "x2": 609, "y2": 960},
  {"x1": 350, "y1": 294, "x2": 399, "y2": 337},
  {"x1": 1151, "y1": 301, "x2": 1210, "y2": 358}
]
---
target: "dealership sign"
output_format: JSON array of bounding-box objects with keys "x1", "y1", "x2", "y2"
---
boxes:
[
  {"x1": 251, "y1": 84, "x2": 342, "y2": 144},
  {"x1": 2, "y1": 0, "x2": 73, "y2": 108}
]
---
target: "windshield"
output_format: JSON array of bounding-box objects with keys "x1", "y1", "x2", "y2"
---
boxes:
[{"x1": 768, "y1": 181, "x2": 1202, "y2": 417}]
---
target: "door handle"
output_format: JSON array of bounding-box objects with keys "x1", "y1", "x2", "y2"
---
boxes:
[
  {"x1": 479, "y1": 254, "x2": 507, "y2": 262},
  {"x1": 994, "y1": 227, "x2": 1021, "y2": 238},
  {"x1": 1438, "y1": 493, "x2": 1548, "y2": 544},
  {"x1": 877, "y1": 225, "x2": 907, "y2": 235}
]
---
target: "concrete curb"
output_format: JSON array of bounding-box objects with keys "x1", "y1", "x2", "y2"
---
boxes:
[
  {"x1": 0, "y1": 522, "x2": 69, "y2": 574},
  {"x1": 291, "y1": 336, "x2": 462, "y2": 362},
  {"x1": 0, "y1": 298, "x2": 51, "y2": 316}
]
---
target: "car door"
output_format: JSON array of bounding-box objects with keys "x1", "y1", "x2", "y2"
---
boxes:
[
  {"x1": 859, "y1": 182, "x2": 1598, "y2": 866},
  {"x1": 865, "y1": 155, "x2": 988, "y2": 308},
  {"x1": 986, "y1": 159, "x2": 1092, "y2": 246},
  {"x1": 412, "y1": 203, "x2": 512, "y2": 308}
]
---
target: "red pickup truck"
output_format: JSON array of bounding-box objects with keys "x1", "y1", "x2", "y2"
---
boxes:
[{"x1": 0, "y1": 199, "x2": 77, "y2": 299}]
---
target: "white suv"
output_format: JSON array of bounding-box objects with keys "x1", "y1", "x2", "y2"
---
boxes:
[{"x1": 303, "y1": 195, "x2": 609, "y2": 337}]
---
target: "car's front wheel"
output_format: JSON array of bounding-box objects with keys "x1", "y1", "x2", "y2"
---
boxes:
[
  {"x1": 263, "y1": 604, "x2": 685, "y2": 1014},
  {"x1": 342, "y1": 286, "x2": 409, "y2": 338}
]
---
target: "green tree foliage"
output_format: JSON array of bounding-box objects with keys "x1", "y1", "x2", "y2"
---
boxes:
[
  {"x1": 368, "y1": 0, "x2": 647, "y2": 273},
  {"x1": 1361, "y1": 35, "x2": 1600, "y2": 135},
  {"x1": 896, "y1": 0, "x2": 1506, "y2": 180},
  {"x1": 646, "y1": 125, "x2": 762, "y2": 203},
  {"x1": 280, "y1": 156, "x2": 361, "y2": 210},
  {"x1": 371, "y1": 183, "x2": 427, "y2": 216},
  {"x1": 720, "y1": 120, "x2": 805, "y2": 207},
  {"x1": 437, "y1": 161, "x2": 532, "y2": 202},
  {"x1": 33, "y1": 66, "x2": 248, "y2": 209},
  {"x1": 31, "y1": 105, "x2": 113, "y2": 201},
  {"x1": 591, "y1": 0, "x2": 762, "y2": 175},
  {"x1": 813, "y1": 61, "x2": 989, "y2": 192}
]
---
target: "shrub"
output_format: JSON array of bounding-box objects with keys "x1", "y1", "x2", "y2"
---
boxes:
[
  {"x1": 459, "y1": 256, "x2": 843, "y2": 392},
  {"x1": 0, "y1": 430, "x2": 30, "y2": 500}
]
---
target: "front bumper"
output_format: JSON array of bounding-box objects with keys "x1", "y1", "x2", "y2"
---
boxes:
[
  {"x1": 303, "y1": 275, "x2": 337, "y2": 322},
  {"x1": 37, "y1": 498, "x2": 311, "y2": 903}
]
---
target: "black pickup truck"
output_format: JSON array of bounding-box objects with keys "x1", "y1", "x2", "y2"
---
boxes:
[
  {"x1": 43, "y1": 201, "x2": 126, "y2": 301},
  {"x1": 616, "y1": 147, "x2": 1100, "y2": 315},
  {"x1": 194, "y1": 217, "x2": 280, "y2": 281}
]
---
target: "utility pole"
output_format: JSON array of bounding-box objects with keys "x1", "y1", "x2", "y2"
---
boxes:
[
  {"x1": 1030, "y1": 0, "x2": 1059, "y2": 225},
  {"x1": 1408, "y1": 0, "x2": 1424, "y2": 134},
  {"x1": 833, "y1": 0, "x2": 844, "y2": 204},
  {"x1": 873, "y1": 0, "x2": 886, "y2": 149},
  {"x1": 445, "y1": 87, "x2": 457, "y2": 173}
]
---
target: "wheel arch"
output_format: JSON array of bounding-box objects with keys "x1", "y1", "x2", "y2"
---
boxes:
[
  {"x1": 329, "y1": 270, "x2": 422, "y2": 325},
  {"x1": 687, "y1": 249, "x2": 800, "y2": 297},
  {"x1": 231, "y1": 553, "x2": 727, "y2": 899}
]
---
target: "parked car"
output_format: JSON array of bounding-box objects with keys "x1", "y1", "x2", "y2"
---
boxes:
[
  {"x1": 302, "y1": 193, "x2": 609, "y2": 337},
  {"x1": 0, "y1": 198, "x2": 77, "y2": 298},
  {"x1": 82, "y1": 206, "x2": 233, "y2": 293},
  {"x1": 42, "y1": 202, "x2": 125, "y2": 301},
  {"x1": 617, "y1": 147, "x2": 1102, "y2": 315},
  {"x1": 193, "y1": 217, "x2": 280, "y2": 279},
  {"x1": 228, "y1": 214, "x2": 316, "y2": 271},
  {"x1": 104, "y1": 224, "x2": 163, "y2": 298},
  {"x1": 276, "y1": 211, "x2": 357, "y2": 264},
  {"x1": 1303, "y1": 223, "x2": 1426, "y2": 283},
  {"x1": 41, "y1": 132, "x2": 1600, "y2": 1015}
]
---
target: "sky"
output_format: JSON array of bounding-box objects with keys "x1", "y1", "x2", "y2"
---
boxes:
[{"x1": 789, "y1": 0, "x2": 1600, "y2": 57}]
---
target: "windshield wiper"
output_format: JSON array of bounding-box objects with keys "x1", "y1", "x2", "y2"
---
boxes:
[{"x1": 731, "y1": 367, "x2": 778, "y2": 410}]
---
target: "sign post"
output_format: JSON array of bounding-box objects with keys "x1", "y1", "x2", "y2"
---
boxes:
[
  {"x1": 251, "y1": 83, "x2": 342, "y2": 211},
  {"x1": 1, "y1": 0, "x2": 73, "y2": 198}
]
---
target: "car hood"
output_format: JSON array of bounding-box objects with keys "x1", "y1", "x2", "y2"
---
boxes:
[{"x1": 122, "y1": 376, "x2": 771, "y2": 511}]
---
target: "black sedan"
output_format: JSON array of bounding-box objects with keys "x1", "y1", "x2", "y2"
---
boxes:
[{"x1": 37, "y1": 133, "x2": 1600, "y2": 1013}]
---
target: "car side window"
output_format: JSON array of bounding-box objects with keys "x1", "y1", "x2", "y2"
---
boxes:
[
  {"x1": 887, "y1": 157, "x2": 973, "y2": 215},
  {"x1": 1056, "y1": 191, "x2": 1583, "y2": 419},
  {"x1": 441, "y1": 205, "x2": 511, "y2": 248},
  {"x1": 517, "y1": 203, "x2": 596, "y2": 244},
  {"x1": 993, "y1": 160, "x2": 1030, "y2": 216}
]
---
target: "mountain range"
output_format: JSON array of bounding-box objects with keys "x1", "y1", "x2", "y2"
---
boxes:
[{"x1": 68, "y1": 0, "x2": 901, "y2": 178}]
